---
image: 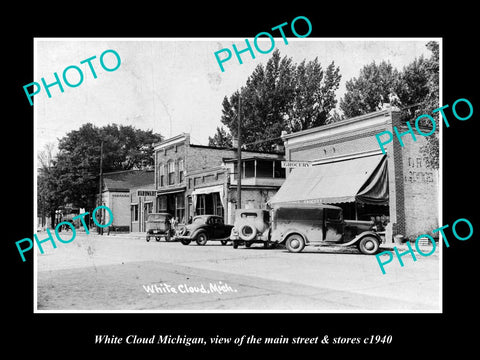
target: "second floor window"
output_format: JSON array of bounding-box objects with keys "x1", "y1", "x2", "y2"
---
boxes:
[
  {"x1": 178, "y1": 159, "x2": 184, "y2": 183},
  {"x1": 168, "y1": 161, "x2": 175, "y2": 185},
  {"x1": 159, "y1": 164, "x2": 165, "y2": 187}
]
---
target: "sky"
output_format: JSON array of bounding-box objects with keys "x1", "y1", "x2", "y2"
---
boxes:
[{"x1": 34, "y1": 38, "x2": 437, "y2": 154}]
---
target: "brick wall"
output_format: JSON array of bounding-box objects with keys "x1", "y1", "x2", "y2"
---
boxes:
[{"x1": 394, "y1": 125, "x2": 439, "y2": 239}]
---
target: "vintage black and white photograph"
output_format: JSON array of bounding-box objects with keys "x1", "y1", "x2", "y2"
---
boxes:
[{"x1": 34, "y1": 38, "x2": 441, "y2": 312}]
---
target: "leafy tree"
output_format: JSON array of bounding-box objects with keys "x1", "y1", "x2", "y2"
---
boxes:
[
  {"x1": 339, "y1": 61, "x2": 399, "y2": 118},
  {"x1": 417, "y1": 41, "x2": 440, "y2": 169},
  {"x1": 208, "y1": 126, "x2": 232, "y2": 148},
  {"x1": 339, "y1": 42, "x2": 439, "y2": 168},
  {"x1": 215, "y1": 49, "x2": 341, "y2": 151},
  {"x1": 37, "y1": 155, "x2": 65, "y2": 228},
  {"x1": 288, "y1": 59, "x2": 341, "y2": 132},
  {"x1": 46, "y1": 124, "x2": 162, "y2": 213}
]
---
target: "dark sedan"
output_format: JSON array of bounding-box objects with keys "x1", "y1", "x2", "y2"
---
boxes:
[{"x1": 175, "y1": 215, "x2": 233, "y2": 246}]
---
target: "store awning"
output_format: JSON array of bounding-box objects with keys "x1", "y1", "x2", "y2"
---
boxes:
[
  {"x1": 192, "y1": 184, "x2": 225, "y2": 208},
  {"x1": 156, "y1": 187, "x2": 186, "y2": 196},
  {"x1": 269, "y1": 154, "x2": 388, "y2": 206}
]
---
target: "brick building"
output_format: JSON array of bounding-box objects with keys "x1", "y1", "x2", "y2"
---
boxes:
[
  {"x1": 154, "y1": 133, "x2": 285, "y2": 224},
  {"x1": 271, "y1": 108, "x2": 439, "y2": 242}
]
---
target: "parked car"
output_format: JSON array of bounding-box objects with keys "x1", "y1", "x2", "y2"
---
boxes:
[
  {"x1": 145, "y1": 213, "x2": 175, "y2": 242},
  {"x1": 270, "y1": 203, "x2": 382, "y2": 254},
  {"x1": 229, "y1": 209, "x2": 273, "y2": 249},
  {"x1": 175, "y1": 215, "x2": 233, "y2": 246}
]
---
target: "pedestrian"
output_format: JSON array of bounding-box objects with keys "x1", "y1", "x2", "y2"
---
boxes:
[{"x1": 170, "y1": 217, "x2": 178, "y2": 230}]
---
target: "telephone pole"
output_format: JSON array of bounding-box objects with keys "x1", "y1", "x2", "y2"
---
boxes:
[
  {"x1": 98, "y1": 140, "x2": 104, "y2": 234},
  {"x1": 237, "y1": 92, "x2": 242, "y2": 210}
]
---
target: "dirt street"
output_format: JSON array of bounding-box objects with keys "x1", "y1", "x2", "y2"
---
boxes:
[{"x1": 36, "y1": 232, "x2": 440, "y2": 311}]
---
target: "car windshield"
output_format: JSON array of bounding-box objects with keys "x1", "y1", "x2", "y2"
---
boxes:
[{"x1": 193, "y1": 217, "x2": 206, "y2": 224}]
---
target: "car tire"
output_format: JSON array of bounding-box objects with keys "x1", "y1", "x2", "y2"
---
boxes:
[
  {"x1": 196, "y1": 232, "x2": 208, "y2": 246},
  {"x1": 245, "y1": 241, "x2": 252, "y2": 248},
  {"x1": 285, "y1": 234, "x2": 305, "y2": 253},
  {"x1": 221, "y1": 240, "x2": 228, "y2": 246},
  {"x1": 181, "y1": 239, "x2": 191, "y2": 245},
  {"x1": 155, "y1": 237, "x2": 161, "y2": 242},
  {"x1": 238, "y1": 224, "x2": 257, "y2": 241},
  {"x1": 358, "y1": 236, "x2": 380, "y2": 255},
  {"x1": 233, "y1": 241, "x2": 238, "y2": 249},
  {"x1": 146, "y1": 236, "x2": 150, "y2": 242}
]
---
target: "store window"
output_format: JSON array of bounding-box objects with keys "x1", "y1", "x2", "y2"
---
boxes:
[
  {"x1": 176, "y1": 193, "x2": 185, "y2": 223},
  {"x1": 213, "y1": 192, "x2": 224, "y2": 217},
  {"x1": 157, "y1": 196, "x2": 167, "y2": 212},
  {"x1": 131, "y1": 204, "x2": 138, "y2": 222},
  {"x1": 197, "y1": 195, "x2": 206, "y2": 215}
]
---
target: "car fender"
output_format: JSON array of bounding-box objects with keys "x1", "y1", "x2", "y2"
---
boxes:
[
  {"x1": 276, "y1": 229, "x2": 308, "y2": 244},
  {"x1": 343, "y1": 230, "x2": 382, "y2": 247},
  {"x1": 190, "y1": 227, "x2": 208, "y2": 239}
]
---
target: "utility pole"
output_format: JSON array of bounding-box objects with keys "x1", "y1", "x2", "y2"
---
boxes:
[
  {"x1": 98, "y1": 140, "x2": 104, "y2": 235},
  {"x1": 237, "y1": 91, "x2": 242, "y2": 210}
]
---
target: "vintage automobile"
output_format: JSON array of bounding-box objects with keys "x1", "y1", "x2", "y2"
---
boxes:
[
  {"x1": 145, "y1": 213, "x2": 175, "y2": 242},
  {"x1": 175, "y1": 215, "x2": 233, "y2": 246},
  {"x1": 230, "y1": 204, "x2": 383, "y2": 254},
  {"x1": 270, "y1": 203, "x2": 382, "y2": 254},
  {"x1": 229, "y1": 209, "x2": 273, "y2": 249}
]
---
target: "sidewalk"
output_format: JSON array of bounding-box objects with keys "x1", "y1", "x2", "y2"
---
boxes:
[
  {"x1": 380, "y1": 240, "x2": 438, "y2": 255},
  {"x1": 74, "y1": 227, "x2": 146, "y2": 240}
]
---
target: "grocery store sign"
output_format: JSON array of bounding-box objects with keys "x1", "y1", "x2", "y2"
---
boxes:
[{"x1": 281, "y1": 161, "x2": 312, "y2": 169}]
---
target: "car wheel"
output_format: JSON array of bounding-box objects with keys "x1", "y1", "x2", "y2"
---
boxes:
[
  {"x1": 181, "y1": 239, "x2": 191, "y2": 245},
  {"x1": 146, "y1": 236, "x2": 150, "y2": 242},
  {"x1": 155, "y1": 237, "x2": 161, "y2": 242},
  {"x1": 196, "y1": 232, "x2": 208, "y2": 246},
  {"x1": 245, "y1": 241, "x2": 252, "y2": 248},
  {"x1": 221, "y1": 240, "x2": 228, "y2": 246},
  {"x1": 358, "y1": 236, "x2": 380, "y2": 255},
  {"x1": 264, "y1": 241, "x2": 270, "y2": 249},
  {"x1": 285, "y1": 234, "x2": 305, "y2": 253},
  {"x1": 233, "y1": 241, "x2": 238, "y2": 249},
  {"x1": 238, "y1": 224, "x2": 257, "y2": 241}
]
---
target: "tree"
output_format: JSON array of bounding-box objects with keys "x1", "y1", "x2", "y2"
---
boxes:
[
  {"x1": 417, "y1": 41, "x2": 440, "y2": 169},
  {"x1": 208, "y1": 126, "x2": 232, "y2": 148},
  {"x1": 47, "y1": 124, "x2": 162, "y2": 214},
  {"x1": 215, "y1": 49, "x2": 341, "y2": 151},
  {"x1": 339, "y1": 61, "x2": 399, "y2": 118},
  {"x1": 37, "y1": 144, "x2": 64, "y2": 228},
  {"x1": 339, "y1": 42, "x2": 439, "y2": 168},
  {"x1": 287, "y1": 59, "x2": 341, "y2": 132}
]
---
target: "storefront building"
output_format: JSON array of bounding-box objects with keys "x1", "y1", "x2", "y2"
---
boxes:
[
  {"x1": 271, "y1": 108, "x2": 439, "y2": 242},
  {"x1": 154, "y1": 133, "x2": 285, "y2": 224},
  {"x1": 130, "y1": 185, "x2": 156, "y2": 232},
  {"x1": 101, "y1": 169, "x2": 155, "y2": 231}
]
